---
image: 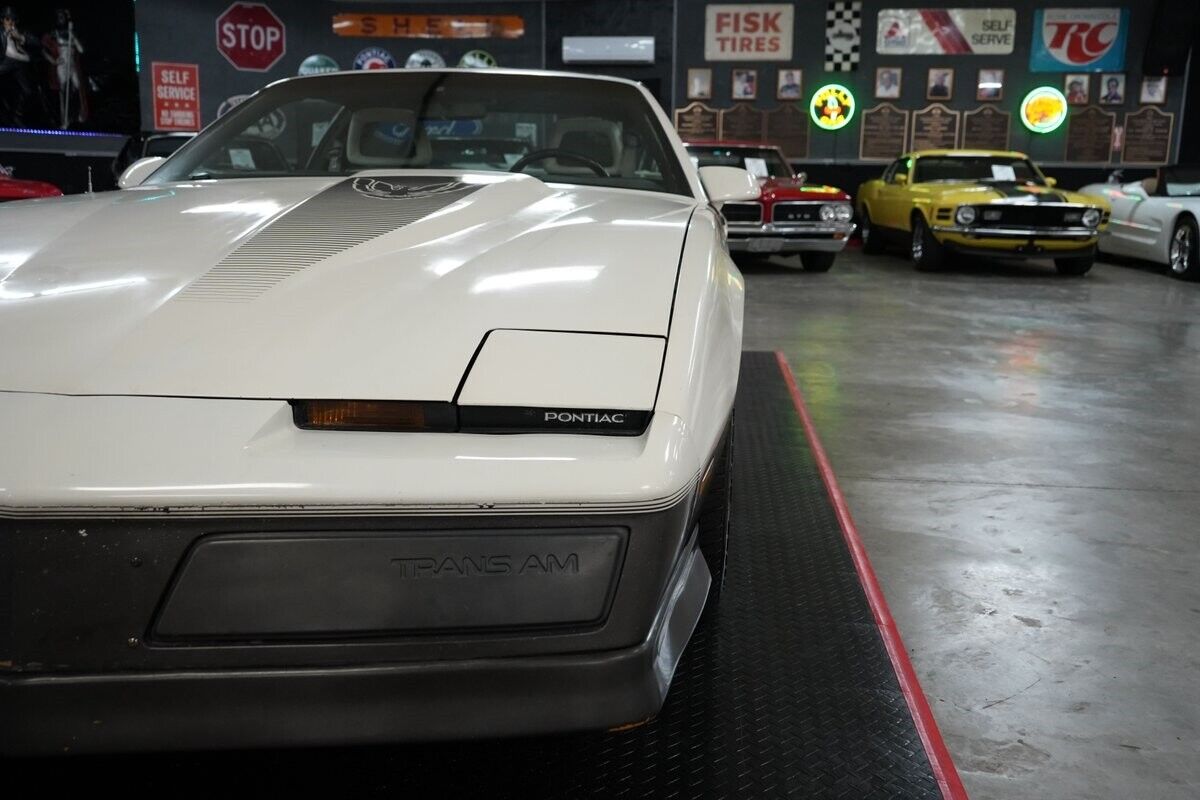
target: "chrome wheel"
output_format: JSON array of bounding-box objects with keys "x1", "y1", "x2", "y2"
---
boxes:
[
  {"x1": 911, "y1": 223, "x2": 924, "y2": 261},
  {"x1": 1170, "y1": 225, "x2": 1191, "y2": 274}
]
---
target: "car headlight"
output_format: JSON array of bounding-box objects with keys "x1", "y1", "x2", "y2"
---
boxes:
[
  {"x1": 1082, "y1": 208, "x2": 1101, "y2": 228},
  {"x1": 834, "y1": 203, "x2": 853, "y2": 222},
  {"x1": 955, "y1": 205, "x2": 977, "y2": 225},
  {"x1": 819, "y1": 204, "x2": 837, "y2": 222}
]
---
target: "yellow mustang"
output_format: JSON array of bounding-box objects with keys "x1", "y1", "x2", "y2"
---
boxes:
[{"x1": 856, "y1": 149, "x2": 1109, "y2": 275}]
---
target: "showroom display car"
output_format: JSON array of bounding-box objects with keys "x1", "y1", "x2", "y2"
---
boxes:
[
  {"x1": 1080, "y1": 165, "x2": 1200, "y2": 281},
  {"x1": 0, "y1": 69, "x2": 760, "y2": 754},
  {"x1": 686, "y1": 141, "x2": 854, "y2": 271},
  {"x1": 856, "y1": 149, "x2": 1109, "y2": 274}
]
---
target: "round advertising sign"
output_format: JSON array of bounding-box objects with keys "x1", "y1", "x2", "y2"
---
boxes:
[
  {"x1": 298, "y1": 54, "x2": 339, "y2": 76},
  {"x1": 809, "y1": 84, "x2": 855, "y2": 131},
  {"x1": 1020, "y1": 87, "x2": 1068, "y2": 133},
  {"x1": 354, "y1": 47, "x2": 397, "y2": 70},
  {"x1": 458, "y1": 50, "x2": 498, "y2": 69},
  {"x1": 406, "y1": 50, "x2": 446, "y2": 69}
]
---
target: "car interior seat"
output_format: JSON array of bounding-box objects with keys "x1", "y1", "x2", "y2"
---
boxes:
[
  {"x1": 548, "y1": 117, "x2": 623, "y2": 175},
  {"x1": 346, "y1": 108, "x2": 431, "y2": 168}
]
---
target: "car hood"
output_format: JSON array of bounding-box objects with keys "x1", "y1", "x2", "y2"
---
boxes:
[
  {"x1": 0, "y1": 171, "x2": 695, "y2": 400},
  {"x1": 918, "y1": 182, "x2": 1102, "y2": 206},
  {"x1": 758, "y1": 178, "x2": 850, "y2": 202}
]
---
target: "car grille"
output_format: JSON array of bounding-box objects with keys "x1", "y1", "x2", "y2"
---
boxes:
[
  {"x1": 975, "y1": 205, "x2": 1086, "y2": 228},
  {"x1": 772, "y1": 202, "x2": 822, "y2": 223},
  {"x1": 721, "y1": 202, "x2": 762, "y2": 224}
]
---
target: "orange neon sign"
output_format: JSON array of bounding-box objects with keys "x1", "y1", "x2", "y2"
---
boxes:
[{"x1": 331, "y1": 14, "x2": 525, "y2": 39}]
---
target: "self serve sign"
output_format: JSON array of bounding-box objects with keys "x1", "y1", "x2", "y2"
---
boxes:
[
  {"x1": 216, "y1": 2, "x2": 287, "y2": 72},
  {"x1": 705, "y1": 4, "x2": 794, "y2": 61}
]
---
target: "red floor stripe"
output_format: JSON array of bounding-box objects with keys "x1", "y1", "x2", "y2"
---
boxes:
[{"x1": 774, "y1": 351, "x2": 970, "y2": 800}]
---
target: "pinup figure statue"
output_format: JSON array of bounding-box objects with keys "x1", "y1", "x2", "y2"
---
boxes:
[
  {"x1": 43, "y1": 8, "x2": 86, "y2": 127},
  {"x1": 0, "y1": 6, "x2": 35, "y2": 126}
]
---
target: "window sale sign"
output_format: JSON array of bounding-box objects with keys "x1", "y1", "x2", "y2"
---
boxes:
[
  {"x1": 1030, "y1": 8, "x2": 1128, "y2": 72},
  {"x1": 705, "y1": 5, "x2": 794, "y2": 61},
  {"x1": 152, "y1": 62, "x2": 200, "y2": 131}
]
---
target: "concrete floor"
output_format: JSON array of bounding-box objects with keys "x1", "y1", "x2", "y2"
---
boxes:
[{"x1": 742, "y1": 248, "x2": 1200, "y2": 800}]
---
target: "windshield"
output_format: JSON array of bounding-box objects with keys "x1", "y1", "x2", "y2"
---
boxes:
[
  {"x1": 913, "y1": 156, "x2": 1044, "y2": 186},
  {"x1": 149, "y1": 72, "x2": 691, "y2": 196},
  {"x1": 1162, "y1": 167, "x2": 1200, "y2": 197},
  {"x1": 687, "y1": 146, "x2": 792, "y2": 179}
]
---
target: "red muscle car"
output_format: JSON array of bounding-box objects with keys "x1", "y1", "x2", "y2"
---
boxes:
[
  {"x1": 686, "y1": 141, "x2": 854, "y2": 271},
  {"x1": 0, "y1": 174, "x2": 63, "y2": 202}
]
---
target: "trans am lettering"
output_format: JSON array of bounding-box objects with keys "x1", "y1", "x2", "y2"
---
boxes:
[
  {"x1": 351, "y1": 177, "x2": 469, "y2": 200},
  {"x1": 544, "y1": 411, "x2": 628, "y2": 424},
  {"x1": 392, "y1": 553, "x2": 580, "y2": 578}
]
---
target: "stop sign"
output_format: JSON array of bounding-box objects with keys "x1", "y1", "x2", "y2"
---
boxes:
[{"x1": 216, "y1": 2, "x2": 286, "y2": 72}]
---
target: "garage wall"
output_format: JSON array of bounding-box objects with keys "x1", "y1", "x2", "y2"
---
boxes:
[
  {"x1": 134, "y1": 0, "x2": 544, "y2": 130},
  {"x1": 671, "y1": 0, "x2": 1188, "y2": 175}
]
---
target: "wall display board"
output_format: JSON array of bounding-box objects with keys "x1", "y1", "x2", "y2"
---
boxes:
[
  {"x1": 1120, "y1": 107, "x2": 1174, "y2": 165},
  {"x1": 910, "y1": 104, "x2": 960, "y2": 150},
  {"x1": 876, "y1": 8, "x2": 1015, "y2": 55},
  {"x1": 704, "y1": 4, "x2": 794, "y2": 61},
  {"x1": 764, "y1": 104, "x2": 810, "y2": 159},
  {"x1": 859, "y1": 103, "x2": 909, "y2": 160},
  {"x1": 1030, "y1": 8, "x2": 1128, "y2": 72},
  {"x1": 1065, "y1": 107, "x2": 1116, "y2": 163},
  {"x1": 674, "y1": 102, "x2": 720, "y2": 140},
  {"x1": 719, "y1": 103, "x2": 766, "y2": 142},
  {"x1": 962, "y1": 106, "x2": 1010, "y2": 150}
]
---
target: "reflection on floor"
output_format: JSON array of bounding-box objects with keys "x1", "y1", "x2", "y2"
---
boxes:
[{"x1": 742, "y1": 247, "x2": 1200, "y2": 800}]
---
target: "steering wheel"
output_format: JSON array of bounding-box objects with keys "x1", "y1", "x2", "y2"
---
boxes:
[{"x1": 508, "y1": 148, "x2": 609, "y2": 177}]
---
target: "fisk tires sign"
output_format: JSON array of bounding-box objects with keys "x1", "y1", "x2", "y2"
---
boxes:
[{"x1": 1030, "y1": 8, "x2": 1127, "y2": 72}]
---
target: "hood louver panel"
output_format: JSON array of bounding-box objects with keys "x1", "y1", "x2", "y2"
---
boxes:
[{"x1": 179, "y1": 177, "x2": 481, "y2": 302}]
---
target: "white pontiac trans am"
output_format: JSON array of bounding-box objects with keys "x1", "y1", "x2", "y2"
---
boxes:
[
  {"x1": 0, "y1": 70, "x2": 759, "y2": 753},
  {"x1": 1080, "y1": 165, "x2": 1200, "y2": 280}
]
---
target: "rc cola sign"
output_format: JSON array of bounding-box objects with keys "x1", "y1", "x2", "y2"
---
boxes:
[{"x1": 1030, "y1": 8, "x2": 1127, "y2": 72}]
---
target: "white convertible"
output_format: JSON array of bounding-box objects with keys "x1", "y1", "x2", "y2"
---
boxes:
[
  {"x1": 0, "y1": 69, "x2": 758, "y2": 754},
  {"x1": 1080, "y1": 166, "x2": 1200, "y2": 280}
]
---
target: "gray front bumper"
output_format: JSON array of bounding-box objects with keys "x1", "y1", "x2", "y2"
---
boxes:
[
  {"x1": 727, "y1": 222, "x2": 856, "y2": 253},
  {"x1": 0, "y1": 498, "x2": 707, "y2": 754}
]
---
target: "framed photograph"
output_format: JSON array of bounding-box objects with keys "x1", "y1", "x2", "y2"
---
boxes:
[
  {"x1": 686, "y1": 68, "x2": 712, "y2": 100},
  {"x1": 1140, "y1": 76, "x2": 1167, "y2": 104},
  {"x1": 976, "y1": 68, "x2": 1004, "y2": 101},
  {"x1": 732, "y1": 69, "x2": 757, "y2": 101},
  {"x1": 1099, "y1": 74, "x2": 1125, "y2": 104},
  {"x1": 926, "y1": 68, "x2": 953, "y2": 100},
  {"x1": 776, "y1": 68, "x2": 803, "y2": 100},
  {"x1": 1065, "y1": 74, "x2": 1089, "y2": 105},
  {"x1": 874, "y1": 67, "x2": 901, "y2": 99}
]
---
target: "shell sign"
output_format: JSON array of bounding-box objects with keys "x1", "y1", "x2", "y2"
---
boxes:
[
  {"x1": 809, "y1": 84, "x2": 856, "y2": 131},
  {"x1": 1020, "y1": 86, "x2": 1068, "y2": 133}
]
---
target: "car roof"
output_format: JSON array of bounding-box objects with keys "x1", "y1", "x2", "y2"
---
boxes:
[
  {"x1": 907, "y1": 148, "x2": 1030, "y2": 159},
  {"x1": 268, "y1": 67, "x2": 647, "y2": 90},
  {"x1": 684, "y1": 140, "x2": 782, "y2": 150}
]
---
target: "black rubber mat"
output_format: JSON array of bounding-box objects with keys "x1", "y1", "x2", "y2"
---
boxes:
[{"x1": 8, "y1": 352, "x2": 941, "y2": 798}]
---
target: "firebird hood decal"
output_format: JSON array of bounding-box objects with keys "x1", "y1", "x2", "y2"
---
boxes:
[
  {"x1": 0, "y1": 171, "x2": 695, "y2": 400},
  {"x1": 181, "y1": 176, "x2": 481, "y2": 302}
]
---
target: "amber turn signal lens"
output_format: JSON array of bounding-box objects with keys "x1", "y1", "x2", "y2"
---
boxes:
[{"x1": 290, "y1": 400, "x2": 455, "y2": 432}]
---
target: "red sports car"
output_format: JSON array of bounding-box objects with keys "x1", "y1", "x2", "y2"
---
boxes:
[
  {"x1": 686, "y1": 141, "x2": 854, "y2": 271},
  {"x1": 0, "y1": 175, "x2": 63, "y2": 202}
]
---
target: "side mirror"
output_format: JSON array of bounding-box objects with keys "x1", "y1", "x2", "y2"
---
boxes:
[
  {"x1": 893, "y1": 173, "x2": 908, "y2": 186},
  {"x1": 118, "y1": 156, "x2": 165, "y2": 189},
  {"x1": 698, "y1": 166, "x2": 760, "y2": 203},
  {"x1": 1044, "y1": 176, "x2": 1058, "y2": 188},
  {"x1": 794, "y1": 170, "x2": 807, "y2": 184}
]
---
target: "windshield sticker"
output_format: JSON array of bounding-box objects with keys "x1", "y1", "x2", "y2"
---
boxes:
[
  {"x1": 228, "y1": 148, "x2": 256, "y2": 170},
  {"x1": 743, "y1": 157, "x2": 769, "y2": 177},
  {"x1": 991, "y1": 164, "x2": 1016, "y2": 181}
]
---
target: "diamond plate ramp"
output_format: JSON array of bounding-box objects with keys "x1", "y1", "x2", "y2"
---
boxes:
[{"x1": 11, "y1": 352, "x2": 945, "y2": 798}]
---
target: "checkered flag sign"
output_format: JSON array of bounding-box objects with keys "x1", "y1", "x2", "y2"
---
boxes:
[{"x1": 825, "y1": 1, "x2": 862, "y2": 71}]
